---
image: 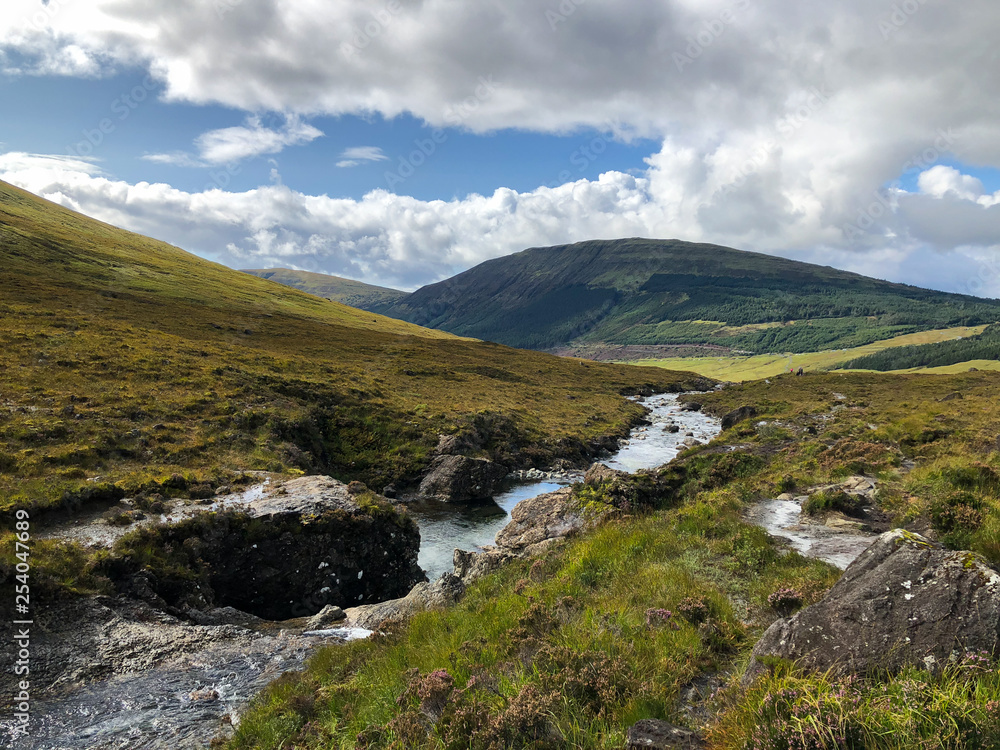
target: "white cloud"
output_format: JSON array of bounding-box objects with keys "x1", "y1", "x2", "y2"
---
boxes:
[
  {"x1": 2, "y1": 0, "x2": 1000, "y2": 295},
  {"x1": 144, "y1": 115, "x2": 323, "y2": 167},
  {"x1": 336, "y1": 146, "x2": 388, "y2": 168},
  {"x1": 4, "y1": 150, "x2": 1000, "y2": 299}
]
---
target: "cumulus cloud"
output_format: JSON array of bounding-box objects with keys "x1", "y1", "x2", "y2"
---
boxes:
[
  {"x1": 4, "y1": 150, "x2": 1000, "y2": 299},
  {"x1": 143, "y1": 115, "x2": 323, "y2": 167},
  {"x1": 336, "y1": 146, "x2": 389, "y2": 168},
  {"x1": 2, "y1": 0, "x2": 1000, "y2": 295}
]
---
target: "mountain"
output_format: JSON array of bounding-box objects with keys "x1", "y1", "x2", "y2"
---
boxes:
[
  {"x1": 241, "y1": 268, "x2": 406, "y2": 309},
  {"x1": 0, "y1": 183, "x2": 704, "y2": 515},
  {"x1": 377, "y1": 238, "x2": 1000, "y2": 354}
]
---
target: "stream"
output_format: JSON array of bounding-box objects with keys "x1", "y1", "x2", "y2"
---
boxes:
[{"x1": 3, "y1": 393, "x2": 877, "y2": 749}]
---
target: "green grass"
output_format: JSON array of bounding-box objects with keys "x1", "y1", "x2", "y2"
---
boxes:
[
  {"x1": 220, "y1": 369, "x2": 1000, "y2": 748},
  {"x1": 227, "y1": 489, "x2": 838, "y2": 749},
  {"x1": 627, "y1": 325, "x2": 988, "y2": 381},
  {"x1": 241, "y1": 268, "x2": 406, "y2": 309},
  {"x1": 0, "y1": 180, "x2": 705, "y2": 519}
]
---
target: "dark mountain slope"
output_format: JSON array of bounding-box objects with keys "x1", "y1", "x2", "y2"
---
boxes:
[
  {"x1": 241, "y1": 268, "x2": 406, "y2": 309},
  {"x1": 378, "y1": 238, "x2": 1000, "y2": 353}
]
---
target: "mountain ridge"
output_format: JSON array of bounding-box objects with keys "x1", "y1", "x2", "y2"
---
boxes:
[{"x1": 373, "y1": 238, "x2": 1000, "y2": 353}]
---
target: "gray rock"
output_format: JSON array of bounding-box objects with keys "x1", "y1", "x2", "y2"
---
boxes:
[
  {"x1": 186, "y1": 606, "x2": 263, "y2": 629},
  {"x1": 495, "y1": 487, "x2": 616, "y2": 553},
  {"x1": 418, "y1": 454, "x2": 508, "y2": 502},
  {"x1": 747, "y1": 530, "x2": 1000, "y2": 680},
  {"x1": 625, "y1": 720, "x2": 705, "y2": 749},
  {"x1": 679, "y1": 401, "x2": 702, "y2": 412},
  {"x1": 433, "y1": 433, "x2": 464, "y2": 456},
  {"x1": 453, "y1": 547, "x2": 514, "y2": 585},
  {"x1": 345, "y1": 573, "x2": 466, "y2": 630},
  {"x1": 584, "y1": 462, "x2": 627, "y2": 485},
  {"x1": 305, "y1": 605, "x2": 346, "y2": 630},
  {"x1": 109, "y1": 475, "x2": 425, "y2": 621},
  {"x1": 721, "y1": 405, "x2": 758, "y2": 430}
]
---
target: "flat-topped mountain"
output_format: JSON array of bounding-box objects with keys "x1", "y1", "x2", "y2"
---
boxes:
[{"x1": 374, "y1": 238, "x2": 1000, "y2": 353}]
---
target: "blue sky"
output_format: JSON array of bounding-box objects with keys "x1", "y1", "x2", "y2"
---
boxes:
[{"x1": 2, "y1": 0, "x2": 999, "y2": 294}]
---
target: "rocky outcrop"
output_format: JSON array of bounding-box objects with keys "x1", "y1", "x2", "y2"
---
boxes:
[
  {"x1": 721, "y1": 405, "x2": 758, "y2": 430},
  {"x1": 625, "y1": 720, "x2": 705, "y2": 749},
  {"x1": 495, "y1": 487, "x2": 617, "y2": 556},
  {"x1": 584, "y1": 462, "x2": 626, "y2": 485},
  {"x1": 747, "y1": 530, "x2": 1000, "y2": 680},
  {"x1": 345, "y1": 573, "x2": 466, "y2": 630},
  {"x1": 453, "y1": 547, "x2": 515, "y2": 585},
  {"x1": 107, "y1": 476, "x2": 425, "y2": 621},
  {"x1": 418, "y1": 454, "x2": 509, "y2": 502}
]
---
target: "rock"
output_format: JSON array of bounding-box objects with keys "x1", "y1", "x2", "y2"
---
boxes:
[
  {"x1": 418, "y1": 454, "x2": 508, "y2": 502},
  {"x1": 105, "y1": 476, "x2": 425, "y2": 621},
  {"x1": 625, "y1": 720, "x2": 705, "y2": 749},
  {"x1": 453, "y1": 547, "x2": 515, "y2": 585},
  {"x1": 584, "y1": 462, "x2": 626, "y2": 485},
  {"x1": 495, "y1": 487, "x2": 616, "y2": 554},
  {"x1": 433, "y1": 433, "x2": 464, "y2": 456},
  {"x1": 939, "y1": 391, "x2": 964, "y2": 402},
  {"x1": 721, "y1": 405, "x2": 758, "y2": 430},
  {"x1": 746, "y1": 530, "x2": 1000, "y2": 680},
  {"x1": 679, "y1": 401, "x2": 702, "y2": 412},
  {"x1": 345, "y1": 573, "x2": 465, "y2": 630},
  {"x1": 305, "y1": 605, "x2": 347, "y2": 630},
  {"x1": 663, "y1": 424, "x2": 680, "y2": 433},
  {"x1": 186, "y1": 606, "x2": 264, "y2": 629}
]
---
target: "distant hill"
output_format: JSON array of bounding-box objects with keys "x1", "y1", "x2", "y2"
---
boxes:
[
  {"x1": 377, "y1": 238, "x2": 1000, "y2": 353},
  {"x1": 842, "y1": 323, "x2": 1000, "y2": 371},
  {"x1": 0, "y1": 184, "x2": 704, "y2": 514},
  {"x1": 241, "y1": 268, "x2": 405, "y2": 309}
]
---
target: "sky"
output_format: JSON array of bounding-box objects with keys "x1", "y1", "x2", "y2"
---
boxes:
[{"x1": 1, "y1": 0, "x2": 1000, "y2": 296}]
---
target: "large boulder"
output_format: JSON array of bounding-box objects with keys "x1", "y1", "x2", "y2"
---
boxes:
[
  {"x1": 721, "y1": 405, "x2": 757, "y2": 430},
  {"x1": 418, "y1": 454, "x2": 509, "y2": 502},
  {"x1": 107, "y1": 476, "x2": 425, "y2": 621},
  {"x1": 495, "y1": 487, "x2": 617, "y2": 555},
  {"x1": 584, "y1": 462, "x2": 627, "y2": 485},
  {"x1": 345, "y1": 573, "x2": 466, "y2": 630},
  {"x1": 747, "y1": 530, "x2": 1000, "y2": 680}
]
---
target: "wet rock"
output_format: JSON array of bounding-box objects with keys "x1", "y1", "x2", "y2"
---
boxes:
[
  {"x1": 747, "y1": 530, "x2": 1000, "y2": 680},
  {"x1": 679, "y1": 401, "x2": 702, "y2": 412},
  {"x1": 453, "y1": 547, "x2": 514, "y2": 585},
  {"x1": 721, "y1": 405, "x2": 758, "y2": 430},
  {"x1": 663, "y1": 424, "x2": 680, "y2": 433},
  {"x1": 0, "y1": 595, "x2": 262, "y2": 697},
  {"x1": 105, "y1": 476, "x2": 425, "y2": 621},
  {"x1": 186, "y1": 606, "x2": 264, "y2": 629},
  {"x1": 345, "y1": 573, "x2": 466, "y2": 630},
  {"x1": 495, "y1": 487, "x2": 616, "y2": 555},
  {"x1": 305, "y1": 605, "x2": 347, "y2": 630},
  {"x1": 418, "y1": 454, "x2": 508, "y2": 502},
  {"x1": 625, "y1": 720, "x2": 705, "y2": 749},
  {"x1": 584, "y1": 462, "x2": 626, "y2": 485}
]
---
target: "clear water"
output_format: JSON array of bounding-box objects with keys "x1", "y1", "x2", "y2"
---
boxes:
[
  {"x1": 409, "y1": 393, "x2": 723, "y2": 580},
  {"x1": 5, "y1": 393, "x2": 721, "y2": 749}
]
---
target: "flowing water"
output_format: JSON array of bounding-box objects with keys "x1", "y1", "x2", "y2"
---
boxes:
[
  {"x1": 408, "y1": 392, "x2": 723, "y2": 580},
  {"x1": 6, "y1": 392, "x2": 872, "y2": 748}
]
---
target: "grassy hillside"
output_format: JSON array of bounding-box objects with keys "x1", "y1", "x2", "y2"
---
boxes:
[
  {"x1": 378, "y1": 238, "x2": 1000, "y2": 353},
  {"x1": 842, "y1": 323, "x2": 1000, "y2": 371},
  {"x1": 227, "y1": 369, "x2": 1000, "y2": 749},
  {"x1": 630, "y1": 325, "x2": 988, "y2": 381},
  {"x1": 241, "y1": 268, "x2": 406, "y2": 309},
  {"x1": 0, "y1": 182, "x2": 706, "y2": 518}
]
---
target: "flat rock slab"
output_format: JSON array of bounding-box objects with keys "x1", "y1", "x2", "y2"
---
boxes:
[
  {"x1": 625, "y1": 720, "x2": 705, "y2": 749},
  {"x1": 748, "y1": 529, "x2": 1000, "y2": 679}
]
